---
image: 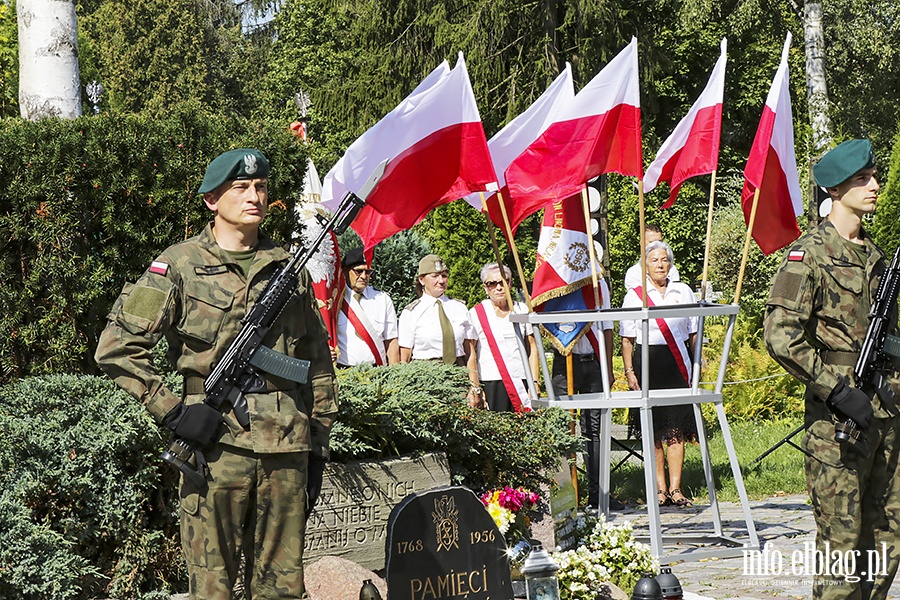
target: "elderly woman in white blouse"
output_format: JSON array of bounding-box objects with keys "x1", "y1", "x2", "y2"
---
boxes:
[{"x1": 620, "y1": 240, "x2": 698, "y2": 508}]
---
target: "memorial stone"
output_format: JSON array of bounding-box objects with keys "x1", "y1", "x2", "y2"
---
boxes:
[
  {"x1": 550, "y1": 459, "x2": 578, "y2": 551},
  {"x1": 305, "y1": 452, "x2": 451, "y2": 570},
  {"x1": 386, "y1": 486, "x2": 514, "y2": 600}
]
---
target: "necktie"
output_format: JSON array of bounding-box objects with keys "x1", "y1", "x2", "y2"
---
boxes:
[
  {"x1": 436, "y1": 300, "x2": 456, "y2": 365},
  {"x1": 353, "y1": 292, "x2": 363, "y2": 304}
]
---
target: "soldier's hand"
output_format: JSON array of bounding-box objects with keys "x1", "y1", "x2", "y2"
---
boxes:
[
  {"x1": 164, "y1": 403, "x2": 224, "y2": 448},
  {"x1": 827, "y1": 380, "x2": 874, "y2": 430}
]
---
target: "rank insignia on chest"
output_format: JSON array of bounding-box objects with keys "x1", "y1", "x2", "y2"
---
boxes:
[
  {"x1": 149, "y1": 261, "x2": 169, "y2": 275},
  {"x1": 788, "y1": 250, "x2": 805, "y2": 262}
]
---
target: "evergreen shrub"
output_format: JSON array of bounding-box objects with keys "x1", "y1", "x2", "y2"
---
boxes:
[
  {"x1": 0, "y1": 104, "x2": 307, "y2": 382},
  {"x1": 331, "y1": 361, "x2": 582, "y2": 493},
  {"x1": 0, "y1": 374, "x2": 183, "y2": 599}
]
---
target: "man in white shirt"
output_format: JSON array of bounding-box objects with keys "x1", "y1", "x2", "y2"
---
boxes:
[
  {"x1": 399, "y1": 254, "x2": 474, "y2": 365},
  {"x1": 335, "y1": 248, "x2": 399, "y2": 368},
  {"x1": 623, "y1": 223, "x2": 680, "y2": 290}
]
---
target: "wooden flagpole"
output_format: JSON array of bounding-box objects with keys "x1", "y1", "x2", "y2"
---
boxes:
[
  {"x1": 734, "y1": 187, "x2": 761, "y2": 305},
  {"x1": 699, "y1": 170, "x2": 718, "y2": 302},
  {"x1": 479, "y1": 192, "x2": 517, "y2": 311},
  {"x1": 494, "y1": 190, "x2": 533, "y2": 307}
]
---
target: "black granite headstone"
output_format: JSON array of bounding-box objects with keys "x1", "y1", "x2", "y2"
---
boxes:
[{"x1": 386, "y1": 485, "x2": 513, "y2": 600}]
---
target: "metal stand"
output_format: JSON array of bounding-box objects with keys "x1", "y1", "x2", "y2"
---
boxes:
[
  {"x1": 749, "y1": 424, "x2": 807, "y2": 467},
  {"x1": 510, "y1": 303, "x2": 759, "y2": 564}
]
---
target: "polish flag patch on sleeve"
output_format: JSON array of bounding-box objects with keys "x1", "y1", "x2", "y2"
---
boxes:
[
  {"x1": 788, "y1": 250, "x2": 805, "y2": 262},
  {"x1": 149, "y1": 261, "x2": 169, "y2": 276}
]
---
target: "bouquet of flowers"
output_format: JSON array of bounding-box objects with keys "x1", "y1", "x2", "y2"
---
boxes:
[
  {"x1": 555, "y1": 515, "x2": 658, "y2": 598},
  {"x1": 480, "y1": 486, "x2": 540, "y2": 535}
]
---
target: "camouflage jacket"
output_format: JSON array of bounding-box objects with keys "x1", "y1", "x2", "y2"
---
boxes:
[
  {"x1": 764, "y1": 219, "x2": 896, "y2": 420},
  {"x1": 95, "y1": 223, "x2": 338, "y2": 456}
]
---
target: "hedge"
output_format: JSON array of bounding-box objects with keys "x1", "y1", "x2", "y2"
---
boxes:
[{"x1": 0, "y1": 103, "x2": 307, "y2": 382}]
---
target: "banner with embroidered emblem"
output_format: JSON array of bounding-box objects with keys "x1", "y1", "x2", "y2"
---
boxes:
[
  {"x1": 295, "y1": 203, "x2": 344, "y2": 350},
  {"x1": 531, "y1": 193, "x2": 603, "y2": 354}
]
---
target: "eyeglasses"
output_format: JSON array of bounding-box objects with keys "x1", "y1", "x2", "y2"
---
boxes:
[
  {"x1": 483, "y1": 280, "x2": 507, "y2": 289},
  {"x1": 351, "y1": 268, "x2": 374, "y2": 275}
]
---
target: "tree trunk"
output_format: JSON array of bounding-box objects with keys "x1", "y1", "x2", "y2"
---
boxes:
[
  {"x1": 17, "y1": 0, "x2": 82, "y2": 120},
  {"x1": 802, "y1": 1, "x2": 832, "y2": 224},
  {"x1": 803, "y1": 1, "x2": 831, "y2": 151}
]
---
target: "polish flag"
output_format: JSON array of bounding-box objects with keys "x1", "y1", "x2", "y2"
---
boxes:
[
  {"x1": 462, "y1": 65, "x2": 575, "y2": 235},
  {"x1": 295, "y1": 203, "x2": 343, "y2": 350},
  {"x1": 644, "y1": 39, "x2": 727, "y2": 209},
  {"x1": 504, "y1": 37, "x2": 643, "y2": 219},
  {"x1": 741, "y1": 33, "x2": 802, "y2": 255},
  {"x1": 321, "y1": 54, "x2": 496, "y2": 259}
]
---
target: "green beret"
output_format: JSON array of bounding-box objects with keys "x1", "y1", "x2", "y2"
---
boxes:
[
  {"x1": 198, "y1": 148, "x2": 270, "y2": 194},
  {"x1": 417, "y1": 254, "x2": 448, "y2": 276},
  {"x1": 814, "y1": 139, "x2": 876, "y2": 188}
]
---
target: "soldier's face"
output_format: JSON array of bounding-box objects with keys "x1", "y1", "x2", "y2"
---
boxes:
[
  {"x1": 419, "y1": 272, "x2": 448, "y2": 298},
  {"x1": 834, "y1": 168, "x2": 879, "y2": 215},
  {"x1": 204, "y1": 178, "x2": 268, "y2": 228}
]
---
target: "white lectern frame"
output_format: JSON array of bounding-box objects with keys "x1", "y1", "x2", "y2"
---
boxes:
[{"x1": 510, "y1": 303, "x2": 759, "y2": 564}]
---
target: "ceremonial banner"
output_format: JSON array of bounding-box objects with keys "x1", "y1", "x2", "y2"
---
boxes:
[
  {"x1": 302, "y1": 157, "x2": 323, "y2": 204},
  {"x1": 505, "y1": 37, "x2": 642, "y2": 215},
  {"x1": 531, "y1": 195, "x2": 603, "y2": 354},
  {"x1": 741, "y1": 33, "x2": 802, "y2": 255},
  {"x1": 644, "y1": 39, "x2": 726, "y2": 208},
  {"x1": 461, "y1": 65, "x2": 575, "y2": 235},
  {"x1": 321, "y1": 54, "x2": 496, "y2": 260},
  {"x1": 296, "y1": 203, "x2": 343, "y2": 349}
]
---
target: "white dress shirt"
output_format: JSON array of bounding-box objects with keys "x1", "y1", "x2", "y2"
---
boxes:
[
  {"x1": 336, "y1": 286, "x2": 398, "y2": 366},
  {"x1": 398, "y1": 294, "x2": 475, "y2": 360},
  {"x1": 468, "y1": 300, "x2": 533, "y2": 381}
]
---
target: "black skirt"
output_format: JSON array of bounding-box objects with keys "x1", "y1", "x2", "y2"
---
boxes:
[{"x1": 628, "y1": 344, "x2": 699, "y2": 443}]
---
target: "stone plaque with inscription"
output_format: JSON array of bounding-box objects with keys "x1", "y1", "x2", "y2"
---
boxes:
[
  {"x1": 304, "y1": 452, "x2": 451, "y2": 570},
  {"x1": 385, "y1": 486, "x2": 513, "y2": 600},
  {"x1": 550, "y1": 459, "x2": 578, "y2": 551}
]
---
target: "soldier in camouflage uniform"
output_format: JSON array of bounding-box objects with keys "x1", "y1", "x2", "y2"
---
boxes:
[
  {"x1": 765, "y1": 139, "x2": 900, "y2": 599},
  {"x1": 95, "y1": 149, "x2": 337, "y2": 599}
]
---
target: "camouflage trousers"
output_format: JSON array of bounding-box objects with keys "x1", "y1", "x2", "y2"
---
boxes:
[
  {"x1": 179, "y1": 444, "x2": 309, "y2": 599},
  {"x1": 803, "y1": 416, "x2": 900, "y2": 600}
]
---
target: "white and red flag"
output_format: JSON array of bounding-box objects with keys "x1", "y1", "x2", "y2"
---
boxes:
[
  {"x1": 295, "y1": 203, "x2": 344, "y2": 350},
  {"x1": 741, "y1": 33, "x2": 802, "y2": 255},
  {"x1": 321, "y1": 54, "x2": 496, "y2": 260},
  {"x1": 504, "y1": 37, "x2": 643, "y2": 224},
  {"x1": 463, "y1": 65, "x2": 575, "y2": 234},
  {"x1": 644, "y1": 38, "x2": 727, "y2": 209}
]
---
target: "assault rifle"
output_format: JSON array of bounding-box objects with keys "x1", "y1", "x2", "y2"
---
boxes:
[
  {"x1": 835, "y1": 246, "x2": 900, "y2": 448},
  {"x1": 162, "y1": 161, "x2": 387, "y2": 488}
]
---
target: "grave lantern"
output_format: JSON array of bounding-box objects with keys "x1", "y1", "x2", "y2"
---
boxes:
[
  {"x1": 631, "y1": 572, "x2": 662, "y2": 600},
  {"x1": 521, "y1": 543, "x2": 560, "y2": 600},
  {"x1": 655, "y1": 567, "x2": 683, "y2": 600}
]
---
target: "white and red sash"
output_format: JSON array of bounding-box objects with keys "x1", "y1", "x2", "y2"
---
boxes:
[
  {"x1": 340, "y1": 293, "x2": 386, "y2": 366},
  {"x1": 634, "y1": 286, "x2": 691, "y2": 384},
  {"x1": 473, "y1": 302, "x2": 530, "y2": 412}
]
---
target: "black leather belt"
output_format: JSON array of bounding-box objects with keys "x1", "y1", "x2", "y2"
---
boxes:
[{"x1": 576, "y1": 352, "x2": 597, "y2": 362}]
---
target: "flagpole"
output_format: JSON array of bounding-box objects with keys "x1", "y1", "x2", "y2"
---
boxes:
[
  {"x1": 638, "y1": 179, "x2": 648, "y2": 308},
  {"x1": 734, "y1": 187, "x2": 760, "y2": 305},
  {"x1": 580, "y1": 187, "x2": 602, "y2": 310},
  {"x1": 699, "y1": 170, "x2": 718, "y2": 302},
  {"x1": 479, "y1": 193, "x2": 517, "y2": 312},
  {"x1": 495, "y1": 190, "x2": 533, "y2": 307}
]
